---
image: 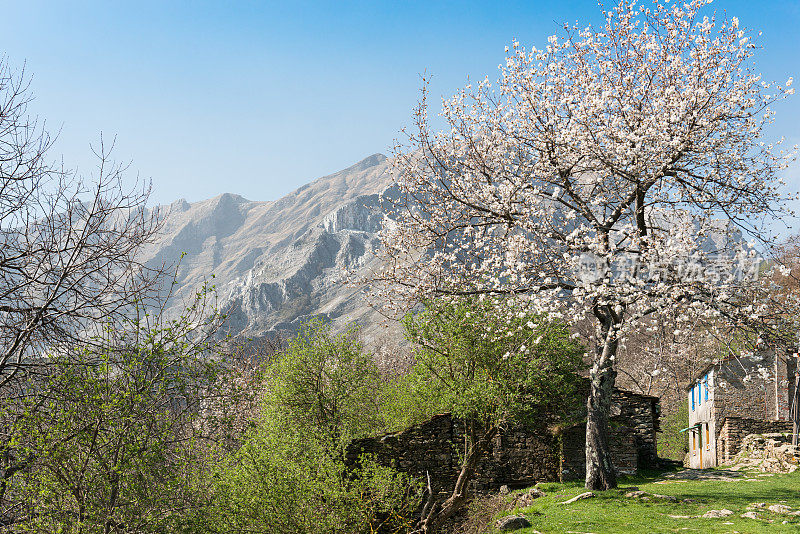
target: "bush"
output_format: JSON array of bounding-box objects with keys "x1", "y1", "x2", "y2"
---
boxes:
[{"x1": 204, "y1": 419, "x2": 419, "y2": 534}]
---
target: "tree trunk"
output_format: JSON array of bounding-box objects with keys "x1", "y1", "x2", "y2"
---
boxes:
[
  {"x1": 414, "y1": 421, "x2": 497, "y2": 533},
  {"x1": 791, "y1": 371, "x2": 799, "y2": 447},
  {"x1": 585, "y1": 313, "x2": 619, "y2": 491}
]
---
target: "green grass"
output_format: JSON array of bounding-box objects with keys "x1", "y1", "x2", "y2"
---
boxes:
[{"x1": 499, "y1": 469, "x2": 800, "y2": 533}]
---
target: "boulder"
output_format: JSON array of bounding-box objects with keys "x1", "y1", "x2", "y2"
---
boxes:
[
  {"x1": 625, "y1": 490, "x2": 677, "y2": 502},
  {"x1": 496, "y1": 515, "x2": 532, "y2": 532},
  {"x1": 512, "y1": 486, "x2": 546, "y2": 507}
]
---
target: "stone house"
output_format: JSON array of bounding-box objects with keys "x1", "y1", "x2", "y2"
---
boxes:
[
  {"x1": 346, "y1": 386, "x2": 659, "y2": 497},
  {"x1": 686, "y1": 348, "x2": 797, "y2": 468}
]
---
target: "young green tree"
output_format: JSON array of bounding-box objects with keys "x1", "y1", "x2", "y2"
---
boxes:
[
  {"x1": 657, "y1": 403, "x2": 689, "y2": 462},
  {"x1": 201, "y1": 320, "x2": 419, "y2": 534},
  {"x1": 263, "y1": 319, "x2": 384, "y2": 446},
  {"x1": 396, "y1": 297, "x2": 584, "y2": 533}
]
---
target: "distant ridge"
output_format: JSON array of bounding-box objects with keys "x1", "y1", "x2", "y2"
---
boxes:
[{"x1": 140, "y1": 154, "x2": 394, "y2": 343}]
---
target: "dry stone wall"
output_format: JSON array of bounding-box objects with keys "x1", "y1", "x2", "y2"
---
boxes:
[
  {"x1": 345, "y1": 388, "x2": 660, "y2": 497},
  {"x1": 607, "y1": 389, "x2": 660, "y2": 468},
  {"x1": 560, "y1": 423, "x2": 638, "y2": 481},
  {"x1": 560, "y1": 389, "x2": 658, "y2": 479},
  {"x1": 345, "y1": 414, "x2": 561, "y2": 501},
  {"x1": 717, "y1": 417, "x2": 794, "y2": 463}
]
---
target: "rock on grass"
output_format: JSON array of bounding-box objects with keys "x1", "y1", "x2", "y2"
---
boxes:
[
  {"x1": 701, "y1": 509, "x2": 734, "y2": 518},
  {"x1": 559, "y1": 492, "x2": 595, "y2": 504},
  {"x1": 496, "y1": 515, "x2": 532, "y2": 531}
]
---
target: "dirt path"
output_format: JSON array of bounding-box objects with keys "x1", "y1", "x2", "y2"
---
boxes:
[{"x1": 656, "y1": 469, "x2": 744, "y2": 482}]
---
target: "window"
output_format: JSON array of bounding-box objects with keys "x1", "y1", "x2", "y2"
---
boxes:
[
  {"x1": 704, "y1": 375, "x2": 709, "y2": 401},
  {"x1": 691, "y1": 387, "x2": 695, "y2": 410},
  {"x1": 697, "y1": 383, "x2": 702, "y2": 406},
  {"x1": 706, "y1": 424, "x2": 710, "y2": 444}
]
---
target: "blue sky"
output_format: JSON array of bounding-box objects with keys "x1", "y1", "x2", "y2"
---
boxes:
[{"x1": 2, "y1": 0, "x2": 799, "y2": 211}]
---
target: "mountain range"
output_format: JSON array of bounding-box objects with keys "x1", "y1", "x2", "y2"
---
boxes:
[{"x1": 140, "y1": 154, "x2": 396, "y2": 344}]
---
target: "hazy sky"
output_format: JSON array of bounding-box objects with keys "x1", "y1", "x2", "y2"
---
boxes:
[{"x1": 2, "y1": 0, "x2": 799, "y2": 209}]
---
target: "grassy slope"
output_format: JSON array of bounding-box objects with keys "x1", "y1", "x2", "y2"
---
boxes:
[{"x1": 499, "y1": 469, "x2": 800, "y2": 533}]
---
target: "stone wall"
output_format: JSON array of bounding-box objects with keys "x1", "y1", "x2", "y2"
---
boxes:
[
  {"x1": 560, "y1": 422, "x2": 638, "y2": 481},
  {"x1": 716, "y1": 416, "x2": 794, "y2": 463},
  {"x1": 345, "y1": 414, "x2": 561, "y2": 501},
  {"x1": 559, "y1": 388, "x2": 658, "y2": 479},
  {"x1": 610, "y1": 389, "x2": 660, "y2": 468},
  {"x1": 776, "y1": 357, "x2": 797, "y2": 422},
  {"x1": 345, "y1": 388, "x2": 660, "y2": 496}
]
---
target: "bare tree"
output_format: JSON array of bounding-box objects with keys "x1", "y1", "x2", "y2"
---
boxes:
[
  {"x1": 0, "y1": 59, "x2": 162, "y2": 389},
  {"x1": 372, "y1": 0, "x2": 794, "y2": 490}
]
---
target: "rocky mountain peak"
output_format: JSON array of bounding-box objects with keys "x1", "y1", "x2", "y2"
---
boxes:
[{"x1": 142, "y1": 154, "x2": 394, "y2": 343}]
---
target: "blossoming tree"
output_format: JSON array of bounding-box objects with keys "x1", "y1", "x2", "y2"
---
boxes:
[{"x1": 375, "y1": 0, "x2": 794, "y2": 490}]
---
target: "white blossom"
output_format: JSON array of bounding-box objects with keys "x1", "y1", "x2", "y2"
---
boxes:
[{"x1": 366, "y1": 0, "x2": 795, "y2": 488}]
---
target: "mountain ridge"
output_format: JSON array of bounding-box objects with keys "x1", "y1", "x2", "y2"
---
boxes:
[{"x1": 141, "y1": 154, "x2": 394, "y2": 342}]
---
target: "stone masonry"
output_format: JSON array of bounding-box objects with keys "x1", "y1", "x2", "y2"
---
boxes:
[
  {"x1": 561, "y1": 388, "x2": 660, "y2": 480},
  {"x1": 716, "y1": 417, "x2": 794, "y2": 464},
  {"x1": 345, "y1": 387, "x2": 659, "y2": 497},
  {"x1": 560, "y1": 422, "x2": 638, "y2": 481},
  {"x1": 346, "y1": 413, "x2": 561, "y2": 501},
  {"x1": 607, "y1": 388, "x2": 660, "y2": 468}
]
